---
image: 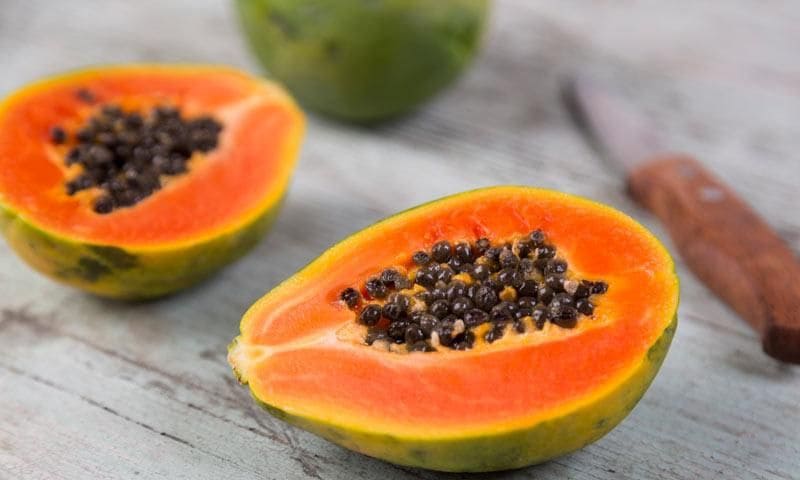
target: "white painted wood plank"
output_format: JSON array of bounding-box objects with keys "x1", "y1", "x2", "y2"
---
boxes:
[{"x1": 1, "y1": 1, "x2": 799, "y2": 479}]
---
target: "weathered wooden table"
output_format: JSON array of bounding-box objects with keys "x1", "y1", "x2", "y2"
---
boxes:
[{"x1": 1, "y1": 1, "x2": 799, "y2": 479}]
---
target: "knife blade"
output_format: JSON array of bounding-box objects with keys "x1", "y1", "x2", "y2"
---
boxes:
[{"x1": 562, "y1": 73, "x2": 800, "y2": 364}]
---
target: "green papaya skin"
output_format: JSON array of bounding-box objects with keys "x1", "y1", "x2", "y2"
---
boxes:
[
  {"x1": 235, "y1": 0, "x2": 489, "y2": 122},
  {"x1": 0, "y1": 199, "x2": 283, "y2": 300}
]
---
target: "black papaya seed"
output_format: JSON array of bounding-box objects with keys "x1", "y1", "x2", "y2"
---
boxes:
[
  {"x1": 430, "y1": 299, "x2": 450, "y2": 319},
  {"x1": 545, "y1": 274, "x2": 564, "y2": 292},
  {"x1": 50, "y1": 126, "x2": 67, "y2": 144},
  {"x1": 359, "y1": 305, "x2": 382, "y2": 326},
  {"x1": 457, "y1": 262, "x2": 474, "y2": 274},
  {"x1": 532, "y1": 305, "x2": 548, "y2": 329},
  {"x1": 382, "y1": 302, "x2": 404, "y2": 321},
  {"x1": 431, "y1": 241, "x2": 452, "y2": 263},
  {"x1": 536, "y1": 245, "x2": 556, "y2": 259},
  {"x1": 405, "y1": 325, "x2": 426, "y2": 344},
  {"x1": 418, "y1": 314, "x2": 439, "y2": 336},
  {"x1": 515, "y1": 239, "x2": 533, "y2": 258},
  {"x1": 498, "y1": 248, "x2": 519, "y2": 268},
  {"x1": 490, "y1": 302, "x2": 514, "y2": 322},
  {"x1": 93, "y1": 195, "x2": 114, "y2": 214},
  {"x1": 415, "y1": 291, "x2": 433, "y2": 306},
  {"x1": 484, "y1": 324, "x2": 505, "y2": 343},
  {"x1": 76, "y1": 88, "x2": 96, "y2": 103},
  {"x1": 553, "y1": 292, "x2": 574, "y2": 308},
  {"x1": 450, "y1": 296, "x2": 473, "y2": 317},
  {"x1": 475, "y1": 237, "x2": 491, "y2": 254},
  {"x1": 437, "y1": 265, "x2": 454, "y2": 284},
  {"x1": 518, "y1": 279, "x2": 538, "y2": 298},
  {"x1": 388, "y1": 320, "x2": 410, "y2": 343},
  {"x1": 471, "y1": 263, "x2": 490, "y2": 281},
  {"x1": 365, "y1": 277, "x2": 388, "y2": 299},
  {"x1": 576, "y1": 298, "x2": 595, "y2": 316},
  {"x1": 519, "y1": 258, "x2": 535, "y2": 274},
  {"x1": 415, "y1": 269, "x2": 436, "y2": 289},
  {"x1": 435, "y1": 325, "x2": 455, "y2": 346},
  {"x1": 573, "y1": 280, "x2": 592, "y2": 299},
  {"x1": 553, "y1": 306, "x2": 578, "y2": 328},
  {"x1": 591, "y1": 281, "x2": 609, "y2": 295},
  {"x1": 380, "y1": 268, "x2": 401, "y2": 287},
  {"x1": 445, "y1": 280, "x2": 467, "y2": 301},
  {"x1": 466, "y1": 283, "x2": 479, "y2": 300},
  {"x1": 389, "y1": 293, "x2": 410, "y2": 312},
  {"x1": 484, "y1": 277, "x2": 504, "y2": 292},
  {"x1": 412, "y1": 251, "x2": 430, "y2": 266},
  {"x1": 454, "y1": 242, "x2": 473, "y2": 263},
  {"x1": 447, "y1": 257, "x2": 463, "y2": 272},
  {"x1": 529, "y1": 229, "x2": 546, "y2": 247},
  {"x1": 517, "y1": 296, "x2": 537, "y2": 310},
  {"x1": 431, "y1": 287, "x2": 447, "y2": 301},
  {"x1": 463, "y1": 308, "x2": 489, "y2": 328},
  {"x1": 537, "y1": 285, "x2": 554, "y2": 305},
  {"x1": 483, "y1": 246, "x2": 502, "y2": 261},
  {"x1": 339, "y1": 287, "x2": 360, "y2": 309},
  {"x1": 545, "y1": 259, "x2": 568, "y2": 275},
  {"x1": 473, "y1": 285, "x2": 499, "y2": 310}
]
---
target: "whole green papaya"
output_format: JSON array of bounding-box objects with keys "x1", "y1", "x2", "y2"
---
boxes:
[{"x1": 235, "y1": 0, "x2": 489, "y2": 122}]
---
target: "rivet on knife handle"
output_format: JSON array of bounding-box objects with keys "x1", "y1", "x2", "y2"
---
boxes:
[{"x1": 628, "y1": 154, "x2": 800, "y2": 363}]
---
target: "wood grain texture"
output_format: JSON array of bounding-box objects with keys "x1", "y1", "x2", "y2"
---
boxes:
[
  {"x1": 628, "y1": 155, "x2": 800, "y2": 363},
  {"x1": 1, "y1": 1, "x2": 799, "y2": 479}
]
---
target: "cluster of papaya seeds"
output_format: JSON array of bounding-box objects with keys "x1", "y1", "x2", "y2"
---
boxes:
[
  {"x1": 340, "y1": 230, "x2": 608, "y2": 352},
  {"x1": 53, "y1": 102, "x2": 222, "y2": 214}
]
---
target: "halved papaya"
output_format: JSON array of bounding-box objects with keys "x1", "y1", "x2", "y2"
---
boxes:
[
  {"x1": 0, "y1": 65, "x2": 304, "y2": 299},
  {"x1": 229, "y1": 186, "x2": 679, "y2": 472}
]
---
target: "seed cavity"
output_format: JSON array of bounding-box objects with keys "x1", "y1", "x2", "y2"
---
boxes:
[
  {"x1": 50, "y1": 100, "x2": 223, "y2": 214},
  {"x1": 339, "y1": 230, "x2": 609, "y2": 353}
]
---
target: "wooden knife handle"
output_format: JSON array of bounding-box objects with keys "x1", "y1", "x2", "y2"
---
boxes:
[{"x1": 628, "y1": 154, "x2": 800, "y2": 363}]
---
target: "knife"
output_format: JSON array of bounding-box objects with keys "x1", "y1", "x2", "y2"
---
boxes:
[{"x1": 562, "y1": 73, "x2": 800, "y2": 364}]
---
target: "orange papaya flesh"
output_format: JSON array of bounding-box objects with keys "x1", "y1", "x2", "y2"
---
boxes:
[
  {"x1": 0, "y1": 65, "x2": 304, "y2": 299},
  {"x1": 229, "y1": 186, "x2": 679, "y2": 471}
]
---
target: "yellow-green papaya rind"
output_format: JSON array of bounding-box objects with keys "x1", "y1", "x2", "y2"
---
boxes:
[
  {"x1": 246, "y1": 316, "x2": 676, "y2": 472},
  {"x1": 235, "y1": 0, "x2": 489, "y2": 122},
  {"x1": 0, "y1": 199, "x2": 283, "y2": 300}
]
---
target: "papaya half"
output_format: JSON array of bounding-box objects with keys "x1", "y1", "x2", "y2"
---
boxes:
[
  {"x1": 0, "y1": 65, "x2": 304, "y2": 299},
  {"x1": 229, "y1": 186, "x2": 679, "y2": 472}
]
